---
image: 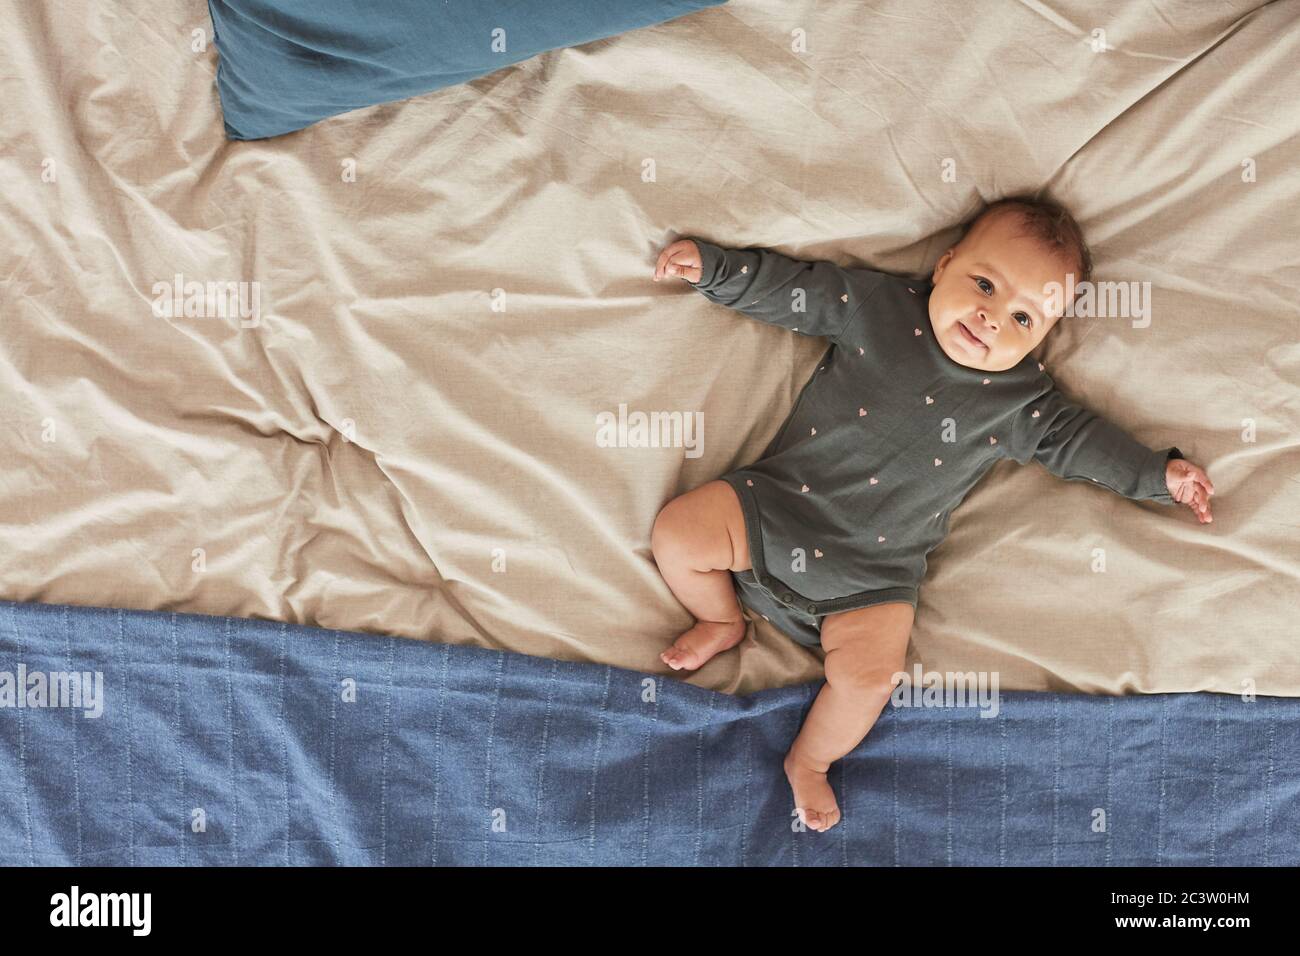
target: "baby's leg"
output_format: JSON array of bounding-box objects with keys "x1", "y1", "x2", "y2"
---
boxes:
[
  {"x1": 650, "y1": 479, "x2": 751, "y2": 670},
  {"x1": 784, "y1": 602, "x2": 914, "y2": 832}
]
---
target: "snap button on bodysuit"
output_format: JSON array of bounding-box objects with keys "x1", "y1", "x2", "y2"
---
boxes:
[{"x1": 780, "y1": 592, "x2": 794, "y2": 603}]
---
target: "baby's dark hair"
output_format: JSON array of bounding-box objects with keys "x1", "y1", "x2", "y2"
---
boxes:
[{"x1": 963, "y1": 194, "x2": 1093, "y2": 285}]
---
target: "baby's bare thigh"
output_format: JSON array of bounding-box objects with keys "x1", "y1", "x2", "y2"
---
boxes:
[
  {"x1": 819, "y1": 603, "x2": 914, "y2": 674},
  {"x1": 658, "y1": 479, "x2": 750, "y2": 572}
]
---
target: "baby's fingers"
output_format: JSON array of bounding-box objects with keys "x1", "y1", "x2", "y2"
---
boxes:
[
  {"x1": 653, "y1": 245, "x2": 675, "y2": 280},
  {"x1": 667, "y1": 263, "x2": 699, "y2": 282},
  {"x1": 1189, "y1": 482, "x2": 1213, "y2": 523},
  {"x1": 654, "y1": 241, "x2": 702, "y2": 283},
  {"x1": 1186, "y1": 462, "x2": 1215, "y2": 497},
  {"x1": 653, "y1": 240, "x2": 696, "y2": 281},
  {"x1": 664, "y1": 251, "x2": 700, "y2": 282}
]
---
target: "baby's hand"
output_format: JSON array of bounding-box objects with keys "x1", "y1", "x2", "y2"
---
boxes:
[
  {"x1": 1167, "y1": 458, "x2": 1215, "y2": 524},
  {"x1": 653, "y1": 239, "x2": 702, "y2": 284}
]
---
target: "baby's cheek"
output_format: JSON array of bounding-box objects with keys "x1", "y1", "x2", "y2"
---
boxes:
[
  {"x1": 932, "y1": 285, "x2": 968, "y2": 319},
  {"x1": 926, "y1": 294, "x2": 949, "y2": 323}
]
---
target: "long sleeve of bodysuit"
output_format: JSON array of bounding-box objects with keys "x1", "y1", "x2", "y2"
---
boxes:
[
  {"x1": 1002, "y1": 385, "x2": 1183, "y2": 504},
  {"x1": 684, "y1": 238, "x2": 884, "y2": 345}
]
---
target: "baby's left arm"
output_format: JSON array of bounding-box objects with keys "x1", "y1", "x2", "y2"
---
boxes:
[{"x1": 1003, "y1": 386, "x2": 1215, "y2": 523}]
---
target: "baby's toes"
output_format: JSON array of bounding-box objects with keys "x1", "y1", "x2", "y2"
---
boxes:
[
  {"x1": 660, "y1": 644, "x2": 696, "y2": 671},
  {"x1": 797, "y1": 807, "x2": 825, "y2": 831},
  {"x1": 786, "y1": 762, "x2": 842, "y2": 832},
  {"x1": 799, "y1": 805, "x2": 841, "y2": 832}
]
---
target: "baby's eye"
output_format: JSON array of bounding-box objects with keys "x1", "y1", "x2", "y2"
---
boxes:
[
  {"x1": 974, "y1": 276, "x2": 993, "y2": 295},
  {"x1": 1014, "y1": 311, "x2": 1031, "y2": 328}
]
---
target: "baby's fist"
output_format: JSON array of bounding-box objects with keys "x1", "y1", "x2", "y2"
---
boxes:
[
  {"x1": 653, "y1": 239, "x2": 702, "y2": 284},
  {"x1": 1166, "y1": 457, "x2": 1215, "y2": 524}
]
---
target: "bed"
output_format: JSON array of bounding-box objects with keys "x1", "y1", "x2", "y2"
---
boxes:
[{"x1": 0, "y1": 0, "x2": 1297, "y2": 864}]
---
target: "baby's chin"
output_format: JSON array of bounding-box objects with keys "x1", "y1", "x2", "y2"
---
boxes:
[{"x1": 947, "y1": 352, "x2": 986, "y2": 370}]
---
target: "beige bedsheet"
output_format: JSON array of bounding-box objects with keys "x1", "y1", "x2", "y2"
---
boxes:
[{"x1": 2, "y1": 0, "x2": 1297, "y2": 695}]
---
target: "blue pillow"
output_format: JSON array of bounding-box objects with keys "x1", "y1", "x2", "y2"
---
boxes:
[{"x1": 207, "y1": 0, "x2": 727, "y2": 140}]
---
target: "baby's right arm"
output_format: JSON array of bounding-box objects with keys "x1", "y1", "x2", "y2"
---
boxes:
[{"x1": 654, "y1": 237, "x2": 880, "y2": 344}]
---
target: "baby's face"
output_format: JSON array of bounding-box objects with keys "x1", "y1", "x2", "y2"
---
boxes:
[{"x1": 927, "y1": 211, "x2": 1075, "y2": 372}]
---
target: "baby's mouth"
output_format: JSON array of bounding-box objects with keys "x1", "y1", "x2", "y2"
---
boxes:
[{"x1": 958, "y1": 321, "x2": 989, "y2": 351}]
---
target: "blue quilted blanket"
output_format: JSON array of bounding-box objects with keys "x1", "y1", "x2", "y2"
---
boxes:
[{"x1": 0, "y1": 601, "x2": 1293, "y2": 865}]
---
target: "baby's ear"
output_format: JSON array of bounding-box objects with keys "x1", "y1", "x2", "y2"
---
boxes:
[{"x1": 931, "y1": 249, "x2": 954, "y2": 282}]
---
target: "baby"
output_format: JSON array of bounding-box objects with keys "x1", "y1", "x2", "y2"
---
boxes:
[{"x1": 649, "y1": 197, "x2": 1215, "y2": 832}]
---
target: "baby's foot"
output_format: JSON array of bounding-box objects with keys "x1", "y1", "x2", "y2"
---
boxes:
[
  {"x1": 660, "y1": 619, "x2": 746, "y2": 671},
  {"x1": 783, "y1": 753, "x2": 841, "y2": 832}
]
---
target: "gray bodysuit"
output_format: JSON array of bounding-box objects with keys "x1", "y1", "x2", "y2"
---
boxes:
[{"x1": 685, "y1": 238, "x2": 1183, "y2": 648}]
